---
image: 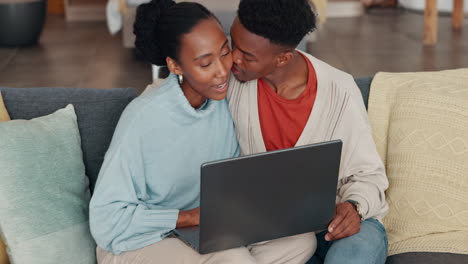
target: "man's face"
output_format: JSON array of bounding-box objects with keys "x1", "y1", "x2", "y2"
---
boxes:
[{"x1": 230, "y1": 17, "x2": 279, "y2": 82}]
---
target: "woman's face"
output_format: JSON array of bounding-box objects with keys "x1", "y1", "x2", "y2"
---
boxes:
[{"x1": 169, "y1": 18, "x2": 233, "y2": 108}]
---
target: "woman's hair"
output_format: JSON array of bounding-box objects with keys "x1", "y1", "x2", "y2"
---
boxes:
[
  {"x1": 134, "y1": 0, "x2": 217, "y2": 66},
  {"x1": 238, "y1": 0, "x2": 316, "y2": 48}
]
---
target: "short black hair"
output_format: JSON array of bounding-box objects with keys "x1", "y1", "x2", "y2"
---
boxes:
[
  {"x1": 134, "y1": 0, "x2": 217, "y2": 66},
  {"x1": 238, "y1": 0, "x2": 316, "y2": 48}
]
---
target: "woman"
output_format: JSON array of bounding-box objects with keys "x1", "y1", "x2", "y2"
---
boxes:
[{"x1": 90, "y1": 1, "x2": 315, "y2": 263}]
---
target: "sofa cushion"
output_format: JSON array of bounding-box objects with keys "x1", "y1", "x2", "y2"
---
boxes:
[
  {"x1": 368, "y1": 69, "x2": 468, "y2": 256},
  {"x1": 386, "y1": 252, "x2": 468, "y2": 264},
  {"x1": 354, "y1": 77, "x2": 372, "y2": 109},
  {"x1": 0, "y1": 92, "x2": 10, "y2": 122},
  {"x1": 0, "y1": 240, "x2": 8, "y2": 264},
  {"x1": 0, "y1": 92, "x2": 10, "y2": 264},
  {"x1": 0, "y1": 87, "x2": 137, "y2": 192},
  {"x1": 0, "y1": 105, "x2": 95, "y2": 264}
]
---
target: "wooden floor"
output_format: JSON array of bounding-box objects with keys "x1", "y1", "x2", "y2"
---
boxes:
[
  {"x1": 309, "y1": 8, "x2": 468, "y2": 77},
  {"x1": 0, "y1": 8, "x2": 467, "y2": 94}
]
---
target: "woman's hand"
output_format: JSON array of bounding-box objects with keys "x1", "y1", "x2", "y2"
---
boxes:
[{"x1": 176, "y1": 207, "x2": 200, "y2": 228}]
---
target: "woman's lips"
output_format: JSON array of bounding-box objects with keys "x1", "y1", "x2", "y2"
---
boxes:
[{"x1": 213, "y1": 82, "x2": 227, "y2": 93}]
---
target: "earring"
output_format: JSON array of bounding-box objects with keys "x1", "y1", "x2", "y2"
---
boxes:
[{"x1": 178, "y1": 74, "x2": 183, "y2": 84}]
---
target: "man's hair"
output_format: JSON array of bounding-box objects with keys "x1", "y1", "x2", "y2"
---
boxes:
[{"x1": 238, "y1": 0, "x2": 316, "y2": 48}]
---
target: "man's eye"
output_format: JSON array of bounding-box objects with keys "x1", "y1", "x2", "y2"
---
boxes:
[{"x1": 201, "y1": 63, "x2": 212, "y2": 68}]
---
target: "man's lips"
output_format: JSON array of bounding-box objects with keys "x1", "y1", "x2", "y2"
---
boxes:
[{"x1": 232, "y1": 64, "x2": 241, "y2": 74}]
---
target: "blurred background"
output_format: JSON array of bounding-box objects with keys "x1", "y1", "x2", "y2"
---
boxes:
[{"x1": 0, "y1": 0, "x2": 467, "y2": 94}]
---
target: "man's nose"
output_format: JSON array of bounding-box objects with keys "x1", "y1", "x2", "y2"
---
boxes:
[{"x1": 232, "y1": 47, "x2": 242, "y2": 65}]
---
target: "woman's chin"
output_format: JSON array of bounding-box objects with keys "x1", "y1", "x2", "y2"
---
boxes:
[
  {"x1": 209, "y1": 91, "x2": 228, "y2": 101},
  {"x1": 208, "y1": 83, "x2": 228, "y2": 100}
]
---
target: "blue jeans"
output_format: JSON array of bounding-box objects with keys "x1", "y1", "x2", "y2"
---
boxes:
[{"x1": 307, "y1": 218, "x2": 388, "y2": 264}]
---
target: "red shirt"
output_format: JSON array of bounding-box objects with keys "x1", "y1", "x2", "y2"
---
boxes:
[{"x1": 258, "y1": 56, "x2": 317, "y2": 151}]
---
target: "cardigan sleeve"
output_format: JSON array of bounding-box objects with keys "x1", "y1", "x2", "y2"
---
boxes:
[
  {"x1": 337, "y1": 79, "x2": 389, "y2": 220},
  {"x1": 338, "y1": 130, "x2": 389, "y2": 220},
  {"x1": 89, "y1": 142, "x2": 179, "y2": 255}
]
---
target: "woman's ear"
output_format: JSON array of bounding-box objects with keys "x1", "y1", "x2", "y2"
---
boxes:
[{"x1": 166, "y1": 57, "x2": 183, "y2": 76}]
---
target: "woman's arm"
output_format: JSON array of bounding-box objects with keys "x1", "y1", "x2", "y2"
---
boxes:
[{"x1": 89, "y1": 143, "x2": 179, "y2": 255}]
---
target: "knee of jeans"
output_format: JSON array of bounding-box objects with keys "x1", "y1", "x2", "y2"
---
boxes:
[
  {"x1": 356, "y1": 231, "x2": 387, "y2": 258},
  {"x1": 360, "y1": 235, "x2": 386, "y2": 256},
  {"x1": 326, "y1": 222, "x2": 387, "y2": 263},
  {"x1": 363, "y1": 219, "x2": 388, "y2": 252},
  {"x1": 327, "y1": 238, "x2": 385, "y2": 264}
]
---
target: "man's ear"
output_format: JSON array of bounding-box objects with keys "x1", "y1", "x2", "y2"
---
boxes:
[
  {"x1": 275, "y1": 50, "x2": 294, "y2": 68},
  {"x1": 166, "y1": 57, "x2": 183, "y2": 76}
]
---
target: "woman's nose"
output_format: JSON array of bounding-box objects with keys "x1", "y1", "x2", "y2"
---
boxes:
[{"x1": 217, "y1": 62, "x2": 229, "y2": 80}]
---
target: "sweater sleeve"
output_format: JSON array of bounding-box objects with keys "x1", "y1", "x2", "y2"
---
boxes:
[
  {"x1": 337, "y1": 79, "x2": 389, "y2": 220},
  {"x1": 89, "y1": 142, "x2": 179, "y2": 255}
]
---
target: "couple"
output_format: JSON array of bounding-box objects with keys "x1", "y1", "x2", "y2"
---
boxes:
[{"x1": 89, "y1": 0, "x2": 389, "y2": 263}]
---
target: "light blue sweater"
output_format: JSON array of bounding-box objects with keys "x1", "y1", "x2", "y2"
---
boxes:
[{"x1": 89, "y1": 74, "x2": 239, "y2": 254}]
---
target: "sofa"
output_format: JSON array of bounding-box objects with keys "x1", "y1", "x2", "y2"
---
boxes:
[{"x1": 0, "y1": 77, "x2": 467, "y2": 264}]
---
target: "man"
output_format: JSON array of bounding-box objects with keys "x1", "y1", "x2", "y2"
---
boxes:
[{"x1": 227, "y1": 0, "x2": 389, "y2": 263}]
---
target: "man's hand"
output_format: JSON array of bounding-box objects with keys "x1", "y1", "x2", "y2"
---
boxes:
[
  {"x1": 176, "y1": 207, "x2": 200, "y2": 228},
  {"x1": 325, "y1": 202, "x2": 361, "y2": 241}
]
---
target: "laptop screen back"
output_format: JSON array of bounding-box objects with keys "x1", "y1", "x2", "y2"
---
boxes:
[{"x1": 198, "y1": 140, "x2": 342, "y2": 254}]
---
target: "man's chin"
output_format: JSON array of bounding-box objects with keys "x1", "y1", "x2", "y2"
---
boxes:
[{"x1": 232, "y1": 73, "x2": 248, "y2": 83}]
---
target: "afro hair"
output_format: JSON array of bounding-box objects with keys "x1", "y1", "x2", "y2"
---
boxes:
[{"x1": 238, "y1": 0, "x2": 316, "y2": 47}]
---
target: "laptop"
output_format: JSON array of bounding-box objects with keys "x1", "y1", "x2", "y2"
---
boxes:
[{"x1": 174, "y1": 140, "x2": 342, "y2": 254}]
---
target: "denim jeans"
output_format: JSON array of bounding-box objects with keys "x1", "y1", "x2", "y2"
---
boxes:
[{"x1": 307, "y1": 218, "x2": 388, "y2": 264}]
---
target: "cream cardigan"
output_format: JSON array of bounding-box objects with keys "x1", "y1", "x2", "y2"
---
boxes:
[{"x1": 227, "y1": 51, "x2": 389, "y2": 221}]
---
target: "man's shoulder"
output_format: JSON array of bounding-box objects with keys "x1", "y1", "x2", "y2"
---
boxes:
[
  {"x1": 227, "y1": 73, "x2": 256, "y2": 102},
  {"x1": 301, "y1": 51, "x2": 355, "y2": 85},
  {"x1": 302, "y1": 51, "x2": 363, "y2": 100}
]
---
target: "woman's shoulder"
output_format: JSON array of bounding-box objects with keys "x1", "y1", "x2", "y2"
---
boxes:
[
  {"x1": 125, "y1": 76, "x2": 179, "y2": 116},
  {"x1": 112, "y1": 77, "x2": 180, "y2": 140}
]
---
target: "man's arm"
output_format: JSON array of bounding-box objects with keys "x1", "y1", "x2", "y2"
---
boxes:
[{"x1": 325, "y1": 80, "x2": 389, "y2": 240}]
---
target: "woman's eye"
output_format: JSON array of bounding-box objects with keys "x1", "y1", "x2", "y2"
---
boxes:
[
  {"x1": 221, "y1": 51, "x2": 230, "y2": 57},
  {"x1": 200, "y1": 63, "x2": 212, "y2": 68}
]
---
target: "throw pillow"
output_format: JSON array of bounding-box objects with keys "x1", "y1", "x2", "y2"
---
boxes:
[
  {"x1": 0, "y1": 238, "x2": 8, "y2": 264},
  {"x1": 0, "y1": 92, "x2": 10, "y2": 264},
  {"x1": 368, "y1": 69, "x2": 468, "y2": 256},
  {"x1": 0, "y1": 104, "x2": 96, "y2": 264},
  {"x1": 0, "y1": 240, "x2": 8, "y2": 264},
  {"x1": 0, "y1": 92, "x2": 10, "y2": 122}
]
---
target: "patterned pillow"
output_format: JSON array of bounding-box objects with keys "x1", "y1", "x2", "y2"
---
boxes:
[
  {"x1": 0, "y1": 92, "x2": 10, "y2": 122},
  {"x1": 0, "y1": 240, "x2": 8, "y2": 264},
  {"x1": 368, "y1": 69, "x2": 468, "y2": 256}
]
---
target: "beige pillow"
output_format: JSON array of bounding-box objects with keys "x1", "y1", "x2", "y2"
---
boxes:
[
  {"x1": 0, "y1": 92, "x2": 10, "y2": 122},
  {"x1": 0, "y1": 92, "x2": 9, "y2": 264},
  {"x1": 0, "y1": 239, "x2": 9, "y2": 264},
  {"x1": 368, "y1": 69, "x2": 468, "y2": 256}
]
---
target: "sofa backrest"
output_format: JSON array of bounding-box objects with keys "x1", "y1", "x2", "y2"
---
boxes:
[
  {"x1": 355, "y1": 77, "x2": 372, "y2": 109},
  {"x1": 0, "y1": 78, "x2": 373, "y2": 193},
  {"x1": 0, "y1": 87, "x2": 137, "y2": 193}
]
